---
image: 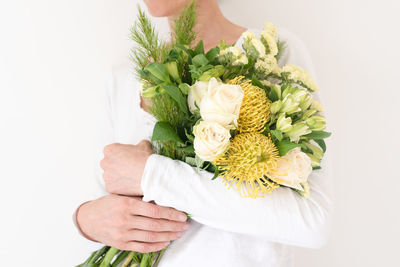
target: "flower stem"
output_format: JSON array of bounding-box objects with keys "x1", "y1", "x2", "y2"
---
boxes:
[
  {"x1": 121, "y1": 251, "x2": 135, "y2": 267},
  {"x1": 111, "y1": 250, "x2": 130, "y2": 267},
  {"x1": 153, "y1": 249, "x2": 166, "y2": 267},
  {"x1": 140, "y1": 253, "x2": 150, "y2": 267},
  {"x1": 99, "y1": 247, "x2": 119, "y2": 267},
  {"x1": 82, "y1": 246, "x2": 110, "y2": 267}
]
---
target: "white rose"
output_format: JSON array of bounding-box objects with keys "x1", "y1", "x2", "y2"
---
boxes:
[
  {"x1": 200, "y1": 78, "x2": 244, "y2": 129},
  {"x1": 193, "y1": 121, "x2": 231, "y2": 162},
  {"x1": 187, "y1": 80, "x2": 209, "y2": 113},
  {"x1": 272, "y1": 147, "x2": 312, "y2": 190}
]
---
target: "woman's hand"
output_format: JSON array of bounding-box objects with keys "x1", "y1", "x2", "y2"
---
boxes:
[
  {"x1": 100, "y1": 140, "x2": 153, "y2": 196},
  {"x1": 76, "y1": 195, "x2": 189, "y2": 253}
]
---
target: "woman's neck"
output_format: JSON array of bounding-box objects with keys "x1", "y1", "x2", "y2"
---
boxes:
[{"x1": 167, "y1": 0, "x2": 246, "y2": 51}]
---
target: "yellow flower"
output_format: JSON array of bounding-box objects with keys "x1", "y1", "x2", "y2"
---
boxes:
[
  {"x1": 214, "y1": 133, "x2": 281, "y2": 198},
  {"x1": 282, "y1": 64, "x2": 318, "y2": 91},
  {"x1": 227, "y1": 76, "x2": 271, "y2": 133},
  {"x1": 261, "y1": 30, "x2": 278, "y2": 56},
  {"x1": 263, "y1": 22, "x2": 278, "y2": 42}
]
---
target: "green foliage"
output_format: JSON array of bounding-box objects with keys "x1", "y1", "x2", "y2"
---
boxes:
[
  {"x1": 129, "y1": 6, "x2": 168, "y2": 75},
  {"x1": 276, "y1": 40, "x2": 287, "y2": 61},
  {"x1": 159, "y1": 84, "x2": 189, "y2": 115},
  {"x1": 144, "y1": 62, "x2": 171, "y2": 83},
  {"x1": 314, "y1": 139, "x2": 327, "y2": 152},
  {"x1": 270, "y1": 129, "x2": 283, "y2": 141},
  {"x1": 303, "y1": 131, "x2": 332, "y2": 139},
  {"x1": 171, "y1": 0, "x2": 198, "y2": 46},
  {"x1": 152, "y1": 122, "x2": 183, "y2": 144},
  {"x1": 275, "y1": 140, "x2": 302, "y2": 156}
]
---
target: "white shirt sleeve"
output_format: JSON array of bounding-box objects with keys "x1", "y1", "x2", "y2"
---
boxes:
[{"x1": 141, "y1": 30, "x2": 333, "y2": 249}]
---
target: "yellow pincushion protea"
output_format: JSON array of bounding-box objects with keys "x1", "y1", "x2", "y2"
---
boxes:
[
  {"x1": 227, "y1": 76, "x2": 271, "y2": 133},
  {"x1": 214, "y1": 132, "x2": 281, "y2": 198}
]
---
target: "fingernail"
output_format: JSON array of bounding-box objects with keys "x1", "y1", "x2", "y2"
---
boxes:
[
  {"x1": 178, "y1": 214, "x2": 187, "y2": 222},
  {"x1": 182, "y1": 223, "x2": 190, "y2": 230},
  {"x1": 163, "y1": 241, "x2": 170, "y2": 246}
]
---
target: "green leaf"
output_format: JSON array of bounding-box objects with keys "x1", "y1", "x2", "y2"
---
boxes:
[
  {"x1": 152, "y1": 122, "x2": 183, "y2": 143},
  {"x1": 251, "y1": 75, "x2": 266, "y2": 90},
  {"x1": 144, "y1": 62, "x2": 171, "y2": 83},
  {"x1": 270, "y1": 129, "x2": 283, "y2": 141},
  {"x1": 268, "y1": 88, "x2": 279, "y2": 102},
  {"x1": 314, "y1": 139, "x2": 327, "y2": 152},
  {"x1": 212, "y1": 167, "x2": 219, "y2": 180},
  {"x1": 205, "y1": 47, "x2": 219, "y2": 62},
  {"x1": 194, "y1": 40, "x2": 204, "y2": 55},
  {"x1": 177, "y1": 145, "x2": 195, "y2": 154},
  {"x1": 178, "y1": 83, "x2": 190, "y2": 95},
  {"x1": 184, "y1": 128, "x2": 194, "y2": 142},
  {"x1": 276, "y1": 140, "x2": 302, "y2": 156},
  {"x1": 185, "y1": 156, "x2": 197, "y2": 167},
  {"x1": 303, "y1": 131, "x2": 332, "y2": 140},
  {"x1": 192, "y1": 54, "x2": 209, "y2": 67},
  {"x1": 312, "y1": 166, "x2": 322, "y2": 170},
  {"x1": 160, "y1": 84, "x2": 189, "y2": 114}
]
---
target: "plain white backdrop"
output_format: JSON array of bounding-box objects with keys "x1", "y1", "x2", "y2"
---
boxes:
[{"x1": 1, "y1": 0, "x2": 399, "y2": 266}]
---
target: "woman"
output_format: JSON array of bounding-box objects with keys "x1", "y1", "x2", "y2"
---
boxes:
[{"x1": 75, "y1": 0, "x2": 333, "y2": 266}]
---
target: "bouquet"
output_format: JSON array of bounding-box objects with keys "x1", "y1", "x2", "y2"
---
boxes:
[{"x1": 78, "y1": 1, "x2": 330, "y2": 266}]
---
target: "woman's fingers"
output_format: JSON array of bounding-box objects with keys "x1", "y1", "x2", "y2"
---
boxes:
[
  {"x1": 129, "y1": 199, "x2": 187, "y2": 222},
  {"x1": 124, "y1": 229, "x2": 183, "y2": 243},
  {"x1": 130, "y1": 215, "x2": 190, "y2": 232}
]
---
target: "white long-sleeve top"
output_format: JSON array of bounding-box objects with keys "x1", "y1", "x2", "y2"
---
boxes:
[{"x1": 80, "y1": 27, "x2": 333, "y2": 267}]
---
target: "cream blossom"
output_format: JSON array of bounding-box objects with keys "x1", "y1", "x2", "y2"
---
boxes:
[
  {"x1": 187, "y1": 80, "x2": 209, "y2": 112},
  {"x1": 255, "y1": 54, "x2": 277, "y2": 75},
  {"x1": 261, "y1": 30, "x2": 278, "y2": 56},
  {"x1": 193, "y1": 121, "x2": 231, "y2": 162},
  {"x1": 282, "y1": 64, "x2": 318, "y2": 91},
  {"x1": 263, "y1": 22, "x2": 278, "y2": 42},
  {"x1": 199, "y1": 78, "x2": 244, "y2": 129},
  {"x1": 242, "y1": 31, "x2": 266, "y2": 58},
  {"x1": 219, "y1": 46, "x2": 248, "y2": 65},
  {"x1": 271, "y1": 147, "x2": 312, "y2": 190}
]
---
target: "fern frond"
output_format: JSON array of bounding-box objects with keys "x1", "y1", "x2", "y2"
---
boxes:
[
  {"x1": 171, "y1": 0, "x2": 198, "y2": 46},
  {"x1": 130, "y1": 5, "x2": 167, "y2": 73}
]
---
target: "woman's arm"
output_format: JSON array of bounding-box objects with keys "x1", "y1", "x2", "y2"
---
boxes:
[
  {"x1": 141, "y1": 32, "x2": 333, "y2": 248},
  {"x1": 141, "y1": 151, "x2": 333, "y2": 248}
]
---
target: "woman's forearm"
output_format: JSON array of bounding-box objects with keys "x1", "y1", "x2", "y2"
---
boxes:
[{"x1": 141, "y1": 154, "x2": 333, "y2": 248}]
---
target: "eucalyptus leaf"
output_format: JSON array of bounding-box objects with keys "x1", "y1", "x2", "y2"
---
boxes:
[{"x1": 152, "y1": 122, "x2": 183, "y2": 143}]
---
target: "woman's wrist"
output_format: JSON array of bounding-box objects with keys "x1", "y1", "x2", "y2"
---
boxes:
[{"x1": 74, "y1": 201, "x2": 98, "y2": 242}]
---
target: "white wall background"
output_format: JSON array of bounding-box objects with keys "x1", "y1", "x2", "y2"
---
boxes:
[{"x1": 1, "y1": 0, "x2": 399, "y2": 266}]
